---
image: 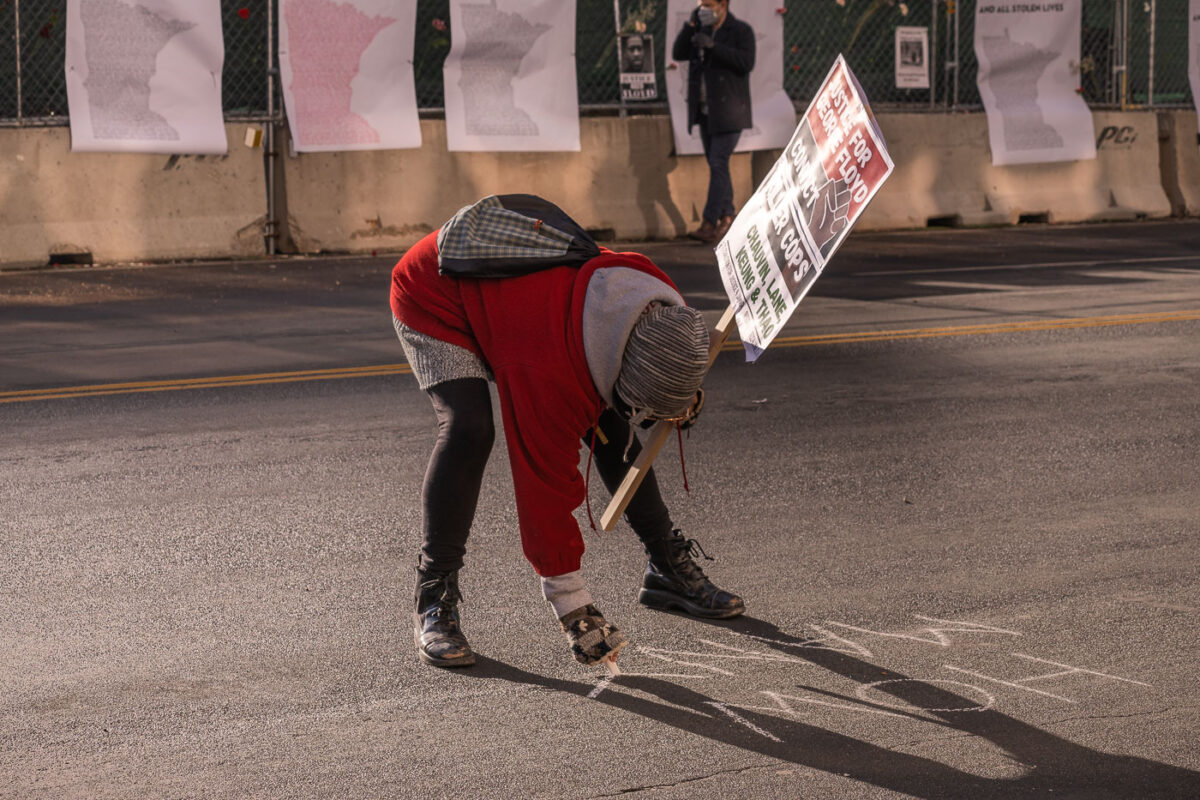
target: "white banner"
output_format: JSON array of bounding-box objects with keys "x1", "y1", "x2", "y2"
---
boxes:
[
  {"x1": 665, "y1": 1, "x2": 796, "y2": 156},
  {"x1": 895, "y1": 26, "x2": 930, "y2": 90},
  {"x1": 1190, "y1": 0, "x2": 1200, "y2": 133},
  {"x1": 716, "y1": 57, "x2": 894, "y2": 362},
  {"x1": 974, "y1": 0, "x2": 1096, "y2": 166},
  {"x1": 280, "y1": 0, "x2": 421, "y2": 152},
  {"x1": 65, "y1": 0, "x2": 226, "y2": 154},
  {"x1": 443, "y1": 0, "x2": 579, "y2": 152}
]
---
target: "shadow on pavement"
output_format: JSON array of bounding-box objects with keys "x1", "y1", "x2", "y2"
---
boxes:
[{"x1": 458, "y1": 616, "x2": 1200, "y2": 799}]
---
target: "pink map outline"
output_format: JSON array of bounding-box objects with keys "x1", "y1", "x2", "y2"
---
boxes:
[{"x1": 286, "y1": 0, "x2": 395, "y2": 147}]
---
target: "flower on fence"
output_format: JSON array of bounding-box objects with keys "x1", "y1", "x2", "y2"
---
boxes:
[
  {"x1": 619, "y1": 0, "x2": 657, "y2": 35},
  {"x1": 237, "y1": 8, "x2": 250, "y2": 20},
  {"x1": 899, "y1": 2, "x2": 909, "y2": 14},
  {"x1": 425, "y1": 17, "x2": 450, "y2": 50},
  {"x1": 776, "y1": 6, "x2": 786, "y2": 13},
  {"x1": 1068, "y1": 56, "x2": 1095, "y2": 76}
]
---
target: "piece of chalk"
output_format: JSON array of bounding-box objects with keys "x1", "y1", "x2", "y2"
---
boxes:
[{"x1": 603, "y1": 658, "x2": 621, "y2": 677}]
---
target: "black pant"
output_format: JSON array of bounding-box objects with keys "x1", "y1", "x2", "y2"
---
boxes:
[
  {"x1": 699, "y1": 114, "x2": 742, "y2": 223},
  {"x1": 418, "y1": 378, "x2": 674, "y2": 574}
]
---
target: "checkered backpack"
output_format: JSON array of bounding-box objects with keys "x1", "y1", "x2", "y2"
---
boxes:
[{"x1": 436, "y1": 194, "x2": 601, "y2": 278}]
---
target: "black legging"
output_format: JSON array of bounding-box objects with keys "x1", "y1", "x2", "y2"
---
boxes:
[
  {"x1": 419, "y1": 379, "x2": 495, "y2": 573},
  {"x1": 418, "y1": 378, "x2": 674, "y2": 573},
  {"x1": 584, "y1": 408, "x2": 675, "y2": 544}
]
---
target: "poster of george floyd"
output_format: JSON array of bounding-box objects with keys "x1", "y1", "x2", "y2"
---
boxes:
[
  {"x1": 715, "y1": 55, "x2": 894, "y2": 362},
  {"x1": 619, "y1": 33, "x2": 657, "y2": 101}
]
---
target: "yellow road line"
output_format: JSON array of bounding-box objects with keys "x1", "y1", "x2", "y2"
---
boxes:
[
  {"x1": 719, "y1": 309, "x2": 1200, "y2": 351},
  {"x1": 3, "y1": 309, "x2": 1196, "y2": 404},
  {"x1": 1, "y1": 365, "x2": 412, "y2": 404}
]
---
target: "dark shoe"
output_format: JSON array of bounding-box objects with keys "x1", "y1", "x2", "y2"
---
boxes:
[
  {"x1": 413, "y1": 567, "x2": 475, "y2": 668},
  {"x1": 559, "y1": 604, "x2": 628, "y2": 665},
  {"x1": 639, "y1": 530, "x2": 745, "y2": 619},
  {"x1": 687, "y1": 219, "x2": 717, "y2": 243},
  {"x1": 712, "y1": 215, "x2": 735, "y2": 241}
]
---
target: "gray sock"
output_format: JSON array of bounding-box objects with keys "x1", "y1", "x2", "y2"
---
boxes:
[{"x1": 541, "y1": 570, "x2": 594, "y2": 619}]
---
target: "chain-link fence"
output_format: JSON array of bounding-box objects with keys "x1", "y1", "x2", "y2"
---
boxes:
[
  {"x1": 2, "y1": 0, "x2": 1194, "y2": 126},
  {"x1": 222, "y1": 1, "x2": 270, "y2": 119},
  {"x1": 779, "y1": 0, "x2": 1194, "y2": 110},
  {"x1": 0, "y1": 0, "x2": 67, "y2": 121}
]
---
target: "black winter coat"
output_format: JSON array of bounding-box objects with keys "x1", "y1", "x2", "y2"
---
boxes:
[{"x1": 671, "y1": 10, "x2": 755, "y2": 135}]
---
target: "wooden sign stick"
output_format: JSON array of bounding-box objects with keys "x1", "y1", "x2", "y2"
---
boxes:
[{"x1": 599, "y1": 304, "x2": 737, "y2": 531}]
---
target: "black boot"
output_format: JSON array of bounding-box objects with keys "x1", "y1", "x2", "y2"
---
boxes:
[
  {"x1": 413, "y1": 567, "x2": 475, "y2": 668},
  {"x1": 639, "y1": 530, "x2": 745, "y2": 619}
]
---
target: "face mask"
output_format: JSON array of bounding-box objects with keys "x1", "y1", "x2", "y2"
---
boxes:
[{"x1": 697, "y1": 6, "x2": 717, "y2": 27}]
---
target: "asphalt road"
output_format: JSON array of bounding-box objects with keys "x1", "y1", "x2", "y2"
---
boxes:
[{"x1": 2, "y1": 220, "x2": 1199, "y2": 798}]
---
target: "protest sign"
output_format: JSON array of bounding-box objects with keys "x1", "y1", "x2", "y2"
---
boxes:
[
  {"x1": 66, "y1": 0, "x2": 226, "y2": 154},
  {"x1": 443, "y1": 0, "x2": 579, "y2": 152},
  {"x1": 974, "y1": 0, "x2": 1095, "y2": 165},
  {"x1": 715, "y1": 55, "x2": 894, "y2": 362},
  {"x1": 1190, "y1": 0, "x2": 1200, "y2": 132},
  {"x1": 600, "y1": 56, "x2": 893, "y2": 531},
  {"x1": 280, "y1": 0, "x2": 421, "y2": 152},
  {"x1": 895, "y1": 26, "x2": 930, "y2": 89}
]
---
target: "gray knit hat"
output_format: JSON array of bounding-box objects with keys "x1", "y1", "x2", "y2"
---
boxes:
[{"x1": 615, "y1": 305, "x2": 710, "y2": 423}]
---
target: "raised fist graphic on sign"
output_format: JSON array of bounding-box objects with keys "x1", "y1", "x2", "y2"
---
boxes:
[{"x1": 809, "y1": 176, "x2": 852, "y2": 252}]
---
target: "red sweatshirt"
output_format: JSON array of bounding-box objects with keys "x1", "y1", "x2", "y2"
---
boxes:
[{"x1": 390, "y1": 231, "x2": 679, "y2": 577}]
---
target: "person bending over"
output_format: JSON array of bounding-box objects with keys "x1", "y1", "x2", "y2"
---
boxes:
[{"x1": 389, "y1": 195, "x2": 745, "y2": 669}]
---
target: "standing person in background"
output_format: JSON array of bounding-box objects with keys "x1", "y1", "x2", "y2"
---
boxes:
[{"x1": 673, "y1": 0, "x2": 755, "y2": 244}]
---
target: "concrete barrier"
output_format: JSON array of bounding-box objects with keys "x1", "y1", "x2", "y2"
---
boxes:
[
  {"x1": 858, "y1": 110, "x2": 1173, "y2": 230},
  {"x1": 1, "y1": 110, "x2": 1193, "y2": 268},
  {"x1": 1157, "y1": 110, "x2": 1200, "y2": 217},
  {"x1": 0, "y1": 124, "x2": 265, "y2": 268},
  {"x1": 280, "y1": 116, "x2": 753, "y2": 253}
]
